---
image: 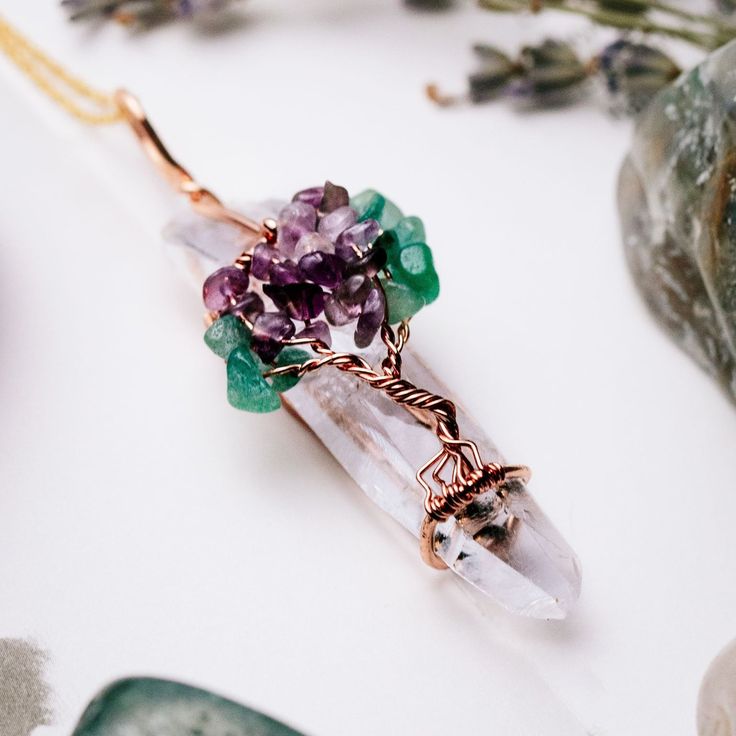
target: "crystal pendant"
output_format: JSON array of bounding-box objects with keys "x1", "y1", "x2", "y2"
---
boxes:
[{"x1": 164, "y1": 205, "x2": 582, "y2": 619}]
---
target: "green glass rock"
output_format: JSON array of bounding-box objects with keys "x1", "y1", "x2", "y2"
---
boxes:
[
  {"x1": 392, "y1": 215, "x2": 426, "y2": 246},
  {"x1": 382, "y1": 279, "x2": 426, "y2": 323},
  {"x1": 71, "y1": 677, "x2": 305, "y2": 736},
  {"x1": 390, "y1": 243, "x2": 440, "y2": 304},
  {"x1": 204, "y1": 314, "x2": 250, "y2": 359},
  {"x1": 269, "y1": 348, "x2": 310, "y2": 393},
  {"x1": 227, "y1": 346, "x2": 281, "y2": 413}
]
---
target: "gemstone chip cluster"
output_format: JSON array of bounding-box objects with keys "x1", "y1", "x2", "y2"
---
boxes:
[{"x1": 202, "y1": 182, "x2": 439, "y2": 412}]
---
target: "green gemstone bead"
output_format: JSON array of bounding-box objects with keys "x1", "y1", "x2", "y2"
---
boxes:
[
  {"x1": 382, "y1": 279, "x2": 426, "y2": 323},
  {"x1": 392, "y1": 215, "x2": 426, "y2": 246},
  {"x1": 227, "y1": 346, "x2": 281, "y2": 413},
  {"x1": 392, "y1": 243, "x2": 440, "y2": 304},
  {"x1": 269, "y1": 348, "x2": 310, "y2": 393},
  {"x1": 204, "y1": 315, "x2": 250, "y2": 359},
  {"x1": 72, "y1": 678, "x2": 305, "y2": 736}
]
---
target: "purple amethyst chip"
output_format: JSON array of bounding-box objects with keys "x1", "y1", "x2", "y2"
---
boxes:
[
  {"x1": 251, "y1": 312, "x2": 296, "y2": 363},
  {"x1": 263, "y1": 283, "x2": 325, "y2": 321},
  {"x1": 203, "y1": 266, "x2": 249, "y2": 312}
]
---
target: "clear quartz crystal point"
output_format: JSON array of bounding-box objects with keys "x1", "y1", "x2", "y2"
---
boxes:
[{"x1": 164, "y1": 205, "x2": 582, "y2": 619}]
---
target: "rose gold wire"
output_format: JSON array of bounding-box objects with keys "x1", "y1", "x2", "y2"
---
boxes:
[{"x1": 114, "y1": 90, "x2": 275, "y2": 240}]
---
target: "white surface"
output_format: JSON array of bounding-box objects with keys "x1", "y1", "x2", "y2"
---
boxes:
[{"x1": 1, "y1": 2, "x2": 735, "y2": 735}]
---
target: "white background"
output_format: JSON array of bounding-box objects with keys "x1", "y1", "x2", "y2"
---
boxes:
[{"x1": 1, "y1": 2, "x2": 735, "y2": 735}]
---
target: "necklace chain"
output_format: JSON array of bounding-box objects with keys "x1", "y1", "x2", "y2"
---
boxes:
[{"x1": 0, "y1": 14, "x2": 122, "y2": 125}]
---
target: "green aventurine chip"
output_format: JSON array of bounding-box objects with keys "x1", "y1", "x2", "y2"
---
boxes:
[
  {"x1": 382, "y1": 279, "x2": 426, "y2": 323},
  {"x1": 391, "y1": 243, "x2": 440, "y2": 304},
  {"x1": 204, "y1": 314, "x2": 250, "y2": 358},
  {"x1": 227, "y1": 345, "x2": 281, "y2": 413},
  {"x1": 269, "y1": 348, "x2": 310, "y2": 393}
]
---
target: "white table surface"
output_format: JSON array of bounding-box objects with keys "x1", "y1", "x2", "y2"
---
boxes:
[{"x1": 1, "y1": 2, "x2": 735, "y2": 735}]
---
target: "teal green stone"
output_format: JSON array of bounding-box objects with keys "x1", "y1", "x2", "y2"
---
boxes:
[
  {"x1": 269, "y1": 348, "x2": 310, "y2": 393},
  {"x1": 392, "y1": 215, "x2": 426, "y2": 246},
  {"x1": 204, "y1": 314, "x2": 250, "y2": 359},
  {"x1": 391, "y1": 243, "x2": 440, "y2": 304},
  {"x1": 72, "y1": 677, "x2": 305, "y2": 736},
  {"x1": 382, "y1": 279, "x2": 426, "y2": 323},
  {"x1": 351, "y1": 189, "x2": 385, "y2": 222},
  {"x1": 227, "y1": 346, "x2": 281, "y2": 413}
]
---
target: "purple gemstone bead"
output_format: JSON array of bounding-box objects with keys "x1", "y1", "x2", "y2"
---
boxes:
[
  {"x1": 355, "y1": 287, "x2": 386, "y2": 348},
  {"x1": 294, "y1": 231, "x2": 334, "y2": 260},
  {"x1": 344, "y1": 246, "x2": 388, "y2": 278},
  {"x1": 334, "y1": 273, "x2": 372, "y2": 306},
  {"x1": 264, "y1": 283, "x2": 325, "y2": 321},
  {"x1": 335, "y1": 219, "x2": 381, "y2": 261},
  {"x1": 324, "y1": 295, "x2": 361, "y2": 327},
  {"x1": 269, "y1": 260, "x2": 301, "y2": 286},
  {"x1": 298, "y1": 252, "x2": 344, "y2": 289},
  {"x1": 251, "y1": 311, "x2": 295, "y2": 363},
  {"x1": 202, "y1": 266, "x2": 250, "y2": 312},
  {"x1": 295, "y1": 320, "x2": 332, "y2": 348},
  {"x1": 318, "y1": 206, "x2": 357, "y2": 243},
  {"x1": 251, "y1": 244, "x2": 278, "y2": 281},
  {"x1": 230, "y1": 291, "x2": 264, "y2": 323},
  {"x1": 292, "y1": 186, "x2": 324, "y2": 209},
  {"x1": 320, "y1": 181, "x2": 349, "y2": 214},
  {"x1": 277, "y1": 201, "x2": 318, "y2": 257}
]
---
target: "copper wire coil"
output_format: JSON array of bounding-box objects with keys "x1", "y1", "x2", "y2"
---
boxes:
[{"x1": 424, "y1": 462, "x2": 506, "y2": 521}]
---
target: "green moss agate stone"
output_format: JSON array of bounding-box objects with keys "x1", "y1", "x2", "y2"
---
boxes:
[
  {"x1": 227, "y1": 346, "x2": 281, "y2": 412},
  {"x1": 382, "y1": 279, "x2": 426, "y2": 323},
  {"x1": 204, "y1": 315, "x2": 250, "y2": 359},
  {"x1": 269, "y1": 348, "x2": 310, "y2": 393},
  {"x1": 71, "y1": 677, "x2": 305, "y2": 736},
  {"x1": 618, "y1": 39, "x2": 736, "y2": 402}
]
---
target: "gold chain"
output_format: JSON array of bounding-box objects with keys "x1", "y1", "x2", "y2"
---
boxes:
[{"x1": 0, "y1": 14, "x2": 122, "y2": 125}]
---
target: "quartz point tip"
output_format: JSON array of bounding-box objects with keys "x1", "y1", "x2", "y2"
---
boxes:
[{"x1": 165, "y1": 204, "x2": 581, "y2": 619}]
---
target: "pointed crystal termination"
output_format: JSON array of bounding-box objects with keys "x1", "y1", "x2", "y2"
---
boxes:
[
  {"x1": 72, "y1": 678, "x2": 304, "y2": 736},
  {"x1": 164, "y1": 205, "x2": 582, "y2": 619}
]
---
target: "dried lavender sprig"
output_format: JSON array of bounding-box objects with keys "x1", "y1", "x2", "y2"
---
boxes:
[
  {"x1": 428, "y1": 38, "x2": 682, "y2": 115},
  {"x1": 62, "y1": 0, "x2": 234, "y2": 25},
  {"x1": 478, "y1": 0, "x2": 736, "y2": 49}
]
